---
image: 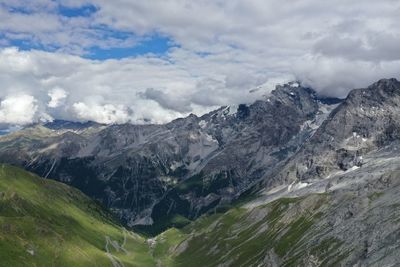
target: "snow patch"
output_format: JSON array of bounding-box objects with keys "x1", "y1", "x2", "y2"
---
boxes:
[
  {"x1": 199, "y1": 120, "x2": 207, "y2": 129},
  {"x1": 288, "y1": 181, "x2": 309, "y2": 192},
  {"x1": 347, "y1": 165, "x2": 360, "y2": 172},
  {"x1": 300, "y1": 102, "x2": 339, "y2": 132},
  {"x1": 223, "y1": 105, "x2": 238, "y2": 116}
]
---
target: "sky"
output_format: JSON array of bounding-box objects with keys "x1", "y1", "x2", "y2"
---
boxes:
[{"x1": 1, "y1": 0, "x2": 400, "y2": 125}]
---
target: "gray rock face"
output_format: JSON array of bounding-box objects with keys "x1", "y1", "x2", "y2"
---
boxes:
[
  {"x1": 176, "y1": 146, "x2": 400, "y2": 266},
  {"x1": 0, "y1": 82, "x2": 332, "y2": 230},
  {"x1": 275, "y1": 78, "x2": 400, "y2": 184},
  {"x1": 238, "y1": 143, "x2": 400, "y2": 266}
]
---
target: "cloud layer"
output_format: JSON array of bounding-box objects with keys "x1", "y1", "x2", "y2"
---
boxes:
[{"x1": 1, "y1": 1, "x2": 400, "y2": 125}]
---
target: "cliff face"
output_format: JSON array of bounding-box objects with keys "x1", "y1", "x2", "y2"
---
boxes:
[{"x1": 277, "y1": 78, "x2": 400, "y2": 183}]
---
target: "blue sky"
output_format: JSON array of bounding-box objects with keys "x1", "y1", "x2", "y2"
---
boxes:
[
  {"x1": 59, "y1": 3, "x2": 177, "y2": 60},
  {"x1": 58, "y1": 4, "x2": 97, "y2": 17},
  {"x1": 1, "y1": 2, "x2": 175, "y2": 59},
  {"x1": 86, "y1": 35, "x2": 174, "y2": 60}
]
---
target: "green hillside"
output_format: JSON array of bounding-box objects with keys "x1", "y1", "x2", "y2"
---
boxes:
[
  {"x1": 0, "y1": 164, "x2": 347, "y2": 267},
  {"x1": 2, "y1": 163, "x2": 392, "y2": 266},
  {"x1": 0, "y1": 164, "x2": 154, "y2": 267},
  {"x1": 171, "y1": 195, "x2": 340, "y2": 267}
]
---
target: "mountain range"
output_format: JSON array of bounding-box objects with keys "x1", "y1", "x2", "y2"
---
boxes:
[{"x1": 1, "y1": 78, "x2": 400, "y2": 266}]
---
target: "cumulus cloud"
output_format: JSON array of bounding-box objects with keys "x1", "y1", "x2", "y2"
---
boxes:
[
  {"x1": 1, "y1": 1, "x2": 400, "y2": 125},
  {"x1": 0, "y1": 94, "x2": 39, "y2": 124},
  {"x1": 48, "y1": 87, "x2": 68, "y2": 108},
  {"x1": 72, "y1": 102, "x2": 131, "y2": 124}
]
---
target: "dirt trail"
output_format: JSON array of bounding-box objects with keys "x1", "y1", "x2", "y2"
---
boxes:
[{"x1": 105, "y1": 235, "x2": 125, "y2": 267}]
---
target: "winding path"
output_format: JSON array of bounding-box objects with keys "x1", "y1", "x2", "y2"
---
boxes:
[{"x1": 105, "y1": 235, "x2": 125, "y2": 267}]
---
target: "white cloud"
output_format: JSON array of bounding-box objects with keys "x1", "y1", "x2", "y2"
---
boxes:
[
  {"x1": 72, "y1": 102, "x2": 131, "y2": 124},
  {"x1": 48, "y1": 87, "x2": 68, "y2": 108},
  {"x1": 0, "y1": 47, "x2": 289, "y2": 124},
  {"x1": 294, "y1": 55, "x2": 400, "y2": 98},
  {"x1": 1, "y1": 1, "x2": 400, "y2": 124},
  {"x1": 0, "y1": 94, "x2": 39, "y2": 124}
]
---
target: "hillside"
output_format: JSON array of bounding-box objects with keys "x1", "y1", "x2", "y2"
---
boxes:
[
  {"x1": 1, "y1": 156, "x2": 400, "y2": 266},
  {"x1": 0, "y1": 164, "x2": 154, "y2": 267},
  {"x1": 171, "y1": 148, "x2": 400, "y2": 266}
]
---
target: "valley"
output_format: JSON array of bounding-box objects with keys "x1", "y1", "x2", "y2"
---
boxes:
[{"x1": 1, "y1": 79, "x2": 400, "y2": 266}]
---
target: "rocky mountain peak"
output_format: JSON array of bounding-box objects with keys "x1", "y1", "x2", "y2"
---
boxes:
[
  {"x1": 370, "y1": 77, "x2": 400, "y2": 90},
  {"x1": 278, "y1": 77, "x2": 400, "y2": 183},
  {"x1": 268, "y1": 82, "x2": 319, "y2": 118},
  {"x1": 345, "y1": 78, "x2": 400, "y2": 105}
]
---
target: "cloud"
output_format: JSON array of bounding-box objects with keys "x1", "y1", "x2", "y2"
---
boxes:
[
  {"x1": 0, "y1": 94, "x2": 39, "y2": 124},
  {"x1": 48, "y1": 87, "x2": 68, "y2": 108},
  {"x1": 1, "y1": 1, "x2": 400, "y2": 125},
  {"x1": 0, "y1": 47, "x2": 205, "y2": 124},
  {"x1": 72, "y1": 102, "x2": 131, "y2": 124},
  {"x1": 293, "y1": 55, "x2": 400, "y2": 98},
  {"x1": 140, "y1": 88, "x2": 192, "y2": 113}
]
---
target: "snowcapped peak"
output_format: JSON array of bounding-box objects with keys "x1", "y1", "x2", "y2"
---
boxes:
[{"x1": 223, "y1": 105, "x2": 238, "y2": 116}]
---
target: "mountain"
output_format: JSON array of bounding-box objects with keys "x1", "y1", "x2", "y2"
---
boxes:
[
  {"x1": 2, "y1": 161, "x2": 400, "y2": 266},
  {"x1": 2, "y1": 78, "x2": 400, "y2": 266},
  {"x1": 167, "y1": 77, "x2": 400, "y2": 266},
  {"x1": 1, "y1": 79, "x2": 399, "y2": 228},
  {"x1": 170, "y1": 91, "x2": 400, "y2": 265},
  {"x1": 275, "y1": 78, "x2": 400, "y2": 183},
  {"x1": 0, "y1": 82, "x2": 341, "y2": 233}
]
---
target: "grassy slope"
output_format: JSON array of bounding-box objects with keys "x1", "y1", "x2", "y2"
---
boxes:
[
  {"x1": 0, "y1": 164, "x2": 155, "y2": 267},
  {"x1": 157, "y1": 194, "x2": 346, "y2": 267},
  {"x1": 0, "y1": 163, "x2": 349, "y2": 267}
]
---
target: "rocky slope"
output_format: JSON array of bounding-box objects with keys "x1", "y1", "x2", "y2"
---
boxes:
[
  {"x1": 170, "y1": 147, "x2": 400, "y2": 266},
  {"x1": 0, "y1": 82, "x2": 339, "y2": 232},
  {"x1": 1, "y1": 157, "x2": 400, "y2": 266},
  {"x1": 168, "y1": 123, "x2": 400, "y2": 266},
  {"x1": 275, "y1": 78, "x2": 400, "y2": 184}
]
